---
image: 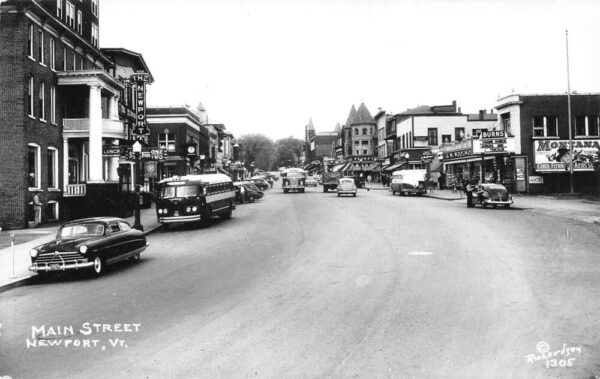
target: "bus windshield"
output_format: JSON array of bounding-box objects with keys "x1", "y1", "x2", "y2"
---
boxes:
[
  {"x1": 160, "y1": 185, "x2": 201, "y2": 199},
  {"x1": 286, "y1": 172, "x2": 305, "y2": 178}
]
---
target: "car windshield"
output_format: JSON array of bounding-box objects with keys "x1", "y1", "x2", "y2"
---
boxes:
[
  {"x1": 161, "y1": 185, "x2": 200, "y2": 199},
  {"x1": 246, "y1": 184, "x2": 260, "y2": 191},
  {"x1": 286, "y1": 173, "x2": 304, "y2": 178},
  {"x1": 59, "y1": 223, "x2": 105, "y2": 238},
  {"x1": 340, "y1": 179, "x2": 354, "y2": 185}
]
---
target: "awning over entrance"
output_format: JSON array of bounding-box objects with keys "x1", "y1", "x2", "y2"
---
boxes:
[
  {"x1": 332, "y1": 164, "x2": 345, "y2": 172},
  {"x1": 383, "y1": 162, "x2": 406, "y2": 172},
  {"x1": 429, "y1": 161, "x2": 444, "y2": 173},
  {"x1": 340, "y1": 163, "x2": 352, "y2": 172}
]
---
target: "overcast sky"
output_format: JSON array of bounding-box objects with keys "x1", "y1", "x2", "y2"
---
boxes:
[{"x1": 101, "y1": 0, "x2": 600, "y2": 140}]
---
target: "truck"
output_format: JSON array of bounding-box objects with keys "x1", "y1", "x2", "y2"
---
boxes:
[
  {"x1": 390, "y1": 169, "x2": 427, "y2": 196},
  {"x1": 322, "y1": 171, "x2": 342, "y2": 192}
]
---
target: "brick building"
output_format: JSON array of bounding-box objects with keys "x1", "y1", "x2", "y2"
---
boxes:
[
  {"x1": 495, "y1": 93, "x2": 600, "y2": 194},
  {"x1": 0, "y1": 0, "x2": 152, "y2": 228}
]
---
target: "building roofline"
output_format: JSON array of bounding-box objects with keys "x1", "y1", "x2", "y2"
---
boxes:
[{"x1": 101, "y1": 48, "x2": 155, "y2": 83}]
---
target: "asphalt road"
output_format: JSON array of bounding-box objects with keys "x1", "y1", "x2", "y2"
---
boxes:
[{"x1": 1, "y1": 184, "x2": 600, "y2": 378}]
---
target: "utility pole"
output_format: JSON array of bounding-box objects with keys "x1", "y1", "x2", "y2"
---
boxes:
[{"x1": 566, "y1": 30, "x2": 574, "y2": 194}]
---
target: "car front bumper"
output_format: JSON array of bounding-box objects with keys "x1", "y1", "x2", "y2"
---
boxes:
[
  {"x1": 30, "y1": 260, "x2": 94, "y2": 272},
  {"x1": 159, "y1": 215, "x2": 202, "y2": 223}
]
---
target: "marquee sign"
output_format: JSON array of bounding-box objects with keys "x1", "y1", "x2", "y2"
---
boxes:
[
  {"x1": 131, "y1": 73, "x2": 150, "y2": 136},
  {"x1": 534, "y1": 139, "x2": 600, "y2": 172}
]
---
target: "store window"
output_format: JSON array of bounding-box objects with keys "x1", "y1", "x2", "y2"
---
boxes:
[
  {"x1": 546, "y1": 116, "x2": 558, "y2": 137},
  {"x1": 354, "y1": 128, "x2": 358, "y2": 136},
  {"x1": 362, "y1": 128, "x2": 367, "y2": 135},
  {"x1": 501, "y1": 113, "x2": 511, "y2": 135},
  {"x1": 442, "y1": 134, "x2": 452, "y2": 144},
  {"x1": 92, "y1": 0, "x2": 98, "y2": 16},
  {"x1": 589, "y1": 116, "x2": 599, "y2": 136},
  {"x1": 533, "y1": 116, "x2": 545, "y2": 137},
  {"x1": 28, "y1": 144, "x2": 41, "y2": 189},
  {"x1": 533, "y1": 116, "x2": 558, "y2": 137}
]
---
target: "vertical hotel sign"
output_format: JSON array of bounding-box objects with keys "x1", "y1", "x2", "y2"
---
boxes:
[{"x1": 131, "y1": 73, "x2": 150, "y2": 136}]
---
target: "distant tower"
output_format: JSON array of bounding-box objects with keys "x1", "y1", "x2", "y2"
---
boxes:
[{"x1": 305, "y1": 118, "x2": 316, "y2": 143}]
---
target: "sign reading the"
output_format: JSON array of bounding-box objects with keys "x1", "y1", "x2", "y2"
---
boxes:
[{"x1": 131, "y1": 73, "x2": 150, "y2": 137}]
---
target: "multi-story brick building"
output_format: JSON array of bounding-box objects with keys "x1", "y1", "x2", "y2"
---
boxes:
[
  {"x1": 495, "y1": 93, "x2": 600, "y2": 194},
  {"x1": 0, "y1": 0, "x2": 152, "y2": 228},
  {"x1": 146, "y1": 106, "x2": 210, "y2": 180}
]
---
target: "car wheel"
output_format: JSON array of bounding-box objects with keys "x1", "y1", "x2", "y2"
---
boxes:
[
  {"x1": 249, "y1": 195, "x2": 256, "y2": 203},
  {"x1": 353, "y1": 193, "x2": 356, "y2": 197},
  {"x1": 392, "y1": 191, "x2": 395, "y2": 195},
  {"x1": 92, "y1": 256, "x2": 105, "y2": 277},
  {"x1": 129, "y1": 252, "x2": 141, "y2": 262},
  {"x1": 36, "y1": 271, "x2": 50, "y2": 281},
  {"x1": 504, "y1": 204, "x2": 511, "y2": 209},
  {"x1": 482, "y1": 203, "x2": 488, "y2": 208},
  {"x1": 337, "y1": 193, "x2": 340, "y2": 197}
]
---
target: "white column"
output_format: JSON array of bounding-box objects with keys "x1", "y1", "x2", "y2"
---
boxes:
[
  {"x1": 88, "y1": 84, "x2": 104, "y2": 182},
  {"x1": 63, "y1": 138, "x2": 69, "y2": 192},
  {"x1": 107, "y1": 139, "x2": 120, "y2": 182},
  {"x1": 108, "y1": 94, "x2": 119, "y2": 120}
]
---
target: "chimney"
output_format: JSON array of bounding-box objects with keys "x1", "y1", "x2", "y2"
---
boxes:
[
  {"x1": 452, "y1": 100, "x2": 457, "y2": 111},
  {"x1": 458, "y1": 107, "x2": 461, "y2": 113}
]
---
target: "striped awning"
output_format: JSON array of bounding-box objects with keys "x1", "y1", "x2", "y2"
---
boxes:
[{"x1": 383, "y1": 163, "x2": 407, "y2": 172}]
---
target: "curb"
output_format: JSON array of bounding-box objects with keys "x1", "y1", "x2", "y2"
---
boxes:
[
  {"x1": 0, "y1": 223, "x2": 163, "y2": 293},
  {"x1": 423, "y1": 194, "x2": 464, "y2": 201}
]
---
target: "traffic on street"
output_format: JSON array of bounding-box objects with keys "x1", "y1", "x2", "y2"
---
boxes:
[{"x1": 2, "y1": 180, "x2": 600, "y2": 378}]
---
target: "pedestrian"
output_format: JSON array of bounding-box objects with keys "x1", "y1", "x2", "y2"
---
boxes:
[
  {"x1": 33, "y1": 191, "x2": 43, "y2": 226},
  {"x1": 465, "y1": 178, "x2": 478, "y2": 208},
  {"x1": 366, "y1": 174, "x2": 372, "y2": 191},
  {"x1": 239, "y1": 184, "x2": 246, "y2": 203},
  {"x1": 438, "y1": 173, "x2": 446, "y2": 190}
]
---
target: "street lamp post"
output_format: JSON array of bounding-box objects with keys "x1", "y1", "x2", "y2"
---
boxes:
[{"x1": 132, "y1": 141, "x2": 143, "y2": 231}]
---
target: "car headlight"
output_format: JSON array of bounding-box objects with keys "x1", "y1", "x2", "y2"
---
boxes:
[
  {"x1": 30, "y1": 249, "x2": 38, "y2": 258},
  {"x1": 79, "y1": 245, "x2": 88, "y2": 254},
  {"x1": 186, "y1": 207, "x2": 191, "y2": 212},
  {"x1": 157, "y1": 209, "x2": 163, "y2": 214},
  {"x1": 482, "y1": 192, "x2": 490, "y2": 198},
  {"x1": 192, "y1": 206, "x2": 198, "y2": 212}
]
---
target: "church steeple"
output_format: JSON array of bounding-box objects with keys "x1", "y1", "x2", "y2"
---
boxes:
[{"x1": 305, "y1": 117, "x2": 316, "y2": 142}]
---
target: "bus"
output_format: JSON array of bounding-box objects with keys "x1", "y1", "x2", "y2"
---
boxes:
[
  {"x1": 390, "y1": 169, "x2": 427, "y2": 196},
  {"x1": 156, "y1": 174, "x2": 235, "y2": 228},
  {"x1": 281, "y1": 168, "x2": 307, "y2": 193}
]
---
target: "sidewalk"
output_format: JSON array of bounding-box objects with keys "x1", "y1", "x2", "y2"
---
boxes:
[
  {"x1": 422, "y1": 189, "x2": 600, "y2": 225},
  {"x1": 0, "y1": 204, "x2": 162, "y2": 292}
]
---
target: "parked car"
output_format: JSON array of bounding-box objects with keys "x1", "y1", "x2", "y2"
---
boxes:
[
  {"x1": 337, "y1": 177, "x2": 357, "y2": 197},
  {"x1": 248, "y1": 177, "x2": 270, "y2": 190},
  {"x1": 234, "y1": 182, "x2": 264, "y2": 203},
  {"x1": 305, "y1": 176, "x2": 318, "y2": 187},
  {"x1": 469, "y1": 183, "x2": 513, "y2": 209},
  {"x1": 29, "y1": 217, "x2": 148, "y2": 278}
]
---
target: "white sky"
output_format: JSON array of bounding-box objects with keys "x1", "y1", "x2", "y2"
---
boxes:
[{"x1": 101, "y1": 0, "x2": 600, "y2": 140}]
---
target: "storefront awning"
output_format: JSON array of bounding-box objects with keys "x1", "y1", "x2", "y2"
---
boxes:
[
  {"x1": 340, "y1": 163, "x2": 352, "y2": 172},
  {"x1": 383, "y1": 163, "x2": 406, "y2": 172},
  {"x1": 429, "y1": 161, "x2": 444, "y2": 172},
  {"x1": 332, "y1": 164, "x2": 345, "y2": 172}
]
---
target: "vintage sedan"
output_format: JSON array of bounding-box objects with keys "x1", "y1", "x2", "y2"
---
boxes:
[
  {"x1": 470, "y1": 183, "x2": 513, "y2": 209},
  {"x1": 337, "y1": 177, "x2": 357, "y2": 197},
  {"x1": 305, "y1": 176, "x2": 318, "y2": 187},
  {"x1": 29, "y1": 217, "x2": 148, "y2": 278}
]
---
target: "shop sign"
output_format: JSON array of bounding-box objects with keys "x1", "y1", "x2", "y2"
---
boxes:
[
  {"x1": 142, "y1": 146, "x2": 165, "y2": 161},
  {"x1": 534, "y1": 139, "x2": 600, "y2": 172},
  {"x1": 413, "y1": 136, "x2": 429, "y2": 142},
  {"x1": 131, "y1": 73, "x2": 151, "y2": 136},
  {"x1": 421, "y1": 151, "x2": 433, "y2": 163},
  {"x1": 481, "y1": 130, "x2": 506, "y2": 139},
  {"x1": 529, "y1": 175, "x2": 544, "y2": 184},
  {"x1": 145, "y1": 161, "x2": 157, "y2": 178},
  {"x1": 443, "y1": 149, "x2": 472, "y2": 160},
  {"x1": 102, "y1": 145, "x2": 121, "y2": 157}
]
